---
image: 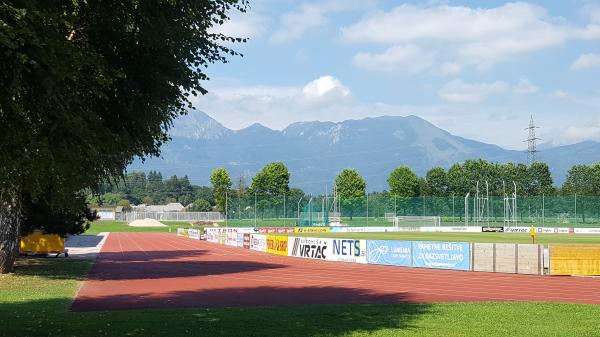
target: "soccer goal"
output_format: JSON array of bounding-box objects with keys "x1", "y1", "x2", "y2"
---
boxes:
[{"x1": 394, "y1": 216, "x2": 441, "y2": 227}]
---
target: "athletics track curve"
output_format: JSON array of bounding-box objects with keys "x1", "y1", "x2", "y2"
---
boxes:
[{"x1": 72, "y1": 233, "x2": 600, "y2": 311}]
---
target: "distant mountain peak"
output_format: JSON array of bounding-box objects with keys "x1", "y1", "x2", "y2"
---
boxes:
[{"x1": 170, "y1": 110, "x2": 230, "y2": 140}]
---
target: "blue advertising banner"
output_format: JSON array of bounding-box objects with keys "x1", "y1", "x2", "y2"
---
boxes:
[
  {"x1": 366, "y1": 240, "x2": 412, "y2": 267},
  {"x1": 412, "y1": 241, "x2": 470, "y2": 270}
]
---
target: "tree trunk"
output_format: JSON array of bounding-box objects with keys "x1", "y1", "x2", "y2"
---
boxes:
[{"x1": 0, "y1": 194, "x2": 21, "y2": 274}]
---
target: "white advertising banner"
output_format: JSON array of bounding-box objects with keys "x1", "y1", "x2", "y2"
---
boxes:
[
  {"x1": 574, "y1": 228, "x2": 600, "y2": 234},
  {"x1": 420, "y1": 226, "x2": 482, "y2": 233},
  {"x1": 329, "y1": 239, "x2": 367, "y2": 263},
  {"x1": 250, "y1": 234, "x2": 267, "y2": 252},
  {"x1": 288, "y1": 237, "x2": 331, "y2": 260},
  {"x1": 188, "y1": 228, "x2": 201, "y2": 240}
]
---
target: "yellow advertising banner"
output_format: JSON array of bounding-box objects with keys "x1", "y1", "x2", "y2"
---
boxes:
[
  {"x1": 266, "y1": 235, "x2": 289, "y2": 256},
  {"x1": 550, "y1": 244, "x2": 600, "y2": 276},
  {"x1": 294, "y1": 227, "x2": 331, "y2": 233}
]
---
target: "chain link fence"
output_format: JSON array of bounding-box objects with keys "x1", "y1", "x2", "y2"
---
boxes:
[{"x1": 222, "y1": 194, "x2": 600, "y2": 227}]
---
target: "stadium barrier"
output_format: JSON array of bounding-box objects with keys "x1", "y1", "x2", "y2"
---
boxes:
[
  {"x1": 330, "y1": 239, "x2": 367, "y2": 263},
  {"x1": 176, "y1": 228, "x2": 189, "y2": 237},
  {"x1": 266, "y1": 235, "x2": 288, "y2": 256},
  {"x1": 294, "y1": 227, "x2": 331, "y2": 233},
  {"x1": 243, "y1": 233, "x2": 251, "y2": 249},
  {"x1": 250, "y1": 234, "x2": 267, "y2": 252},
  {"x1": 288, "y1": 237, "x2": 330, "y2": 260},
  {"x1": 549, "y1": 244, "x2": 600, "y2": 276},
  {"x1": 412, "y1": 241, "x2": 470, "y2": 270},
  {"x1": 472, "y1": 243, "x2": 543, "y2": 275}
]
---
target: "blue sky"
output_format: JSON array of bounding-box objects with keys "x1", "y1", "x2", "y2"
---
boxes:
[{"x1": 190, "y1": 0, "x2": 600, "y2": 149}]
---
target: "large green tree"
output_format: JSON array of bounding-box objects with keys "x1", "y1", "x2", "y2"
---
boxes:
[
  {"x1": 250, "y1": 162, "x2": 290, "y2": 196},
  {"x1": 335, "y1": 169, "x2": 366, "y2": 220},
  {"x1": 0, "y1": 0, "x2": 247, "y2": 272},
  {"x1": 388, "y1": 166, "x2": 420, "y2": 197},
  {"x1": 424, "y1": 167, "x2": 448, "y2": 196},
  {"x1": 210, "y1": 168, "x2": 232, "y2": 212}
]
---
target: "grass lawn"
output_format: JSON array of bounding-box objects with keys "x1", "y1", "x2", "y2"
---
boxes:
[
  {"x1": 84, "y1": 221, "x2": 184, "y2": 234},
  {"x1": 1, "y1": 258, "x2": 600, "y2": 336},
  {"x1": 287, "y1": 231, "x2": 600, "y2": 246}
]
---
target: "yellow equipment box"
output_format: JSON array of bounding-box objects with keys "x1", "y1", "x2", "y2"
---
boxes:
[{"x1": 20, "y1": 230, "x2": 68, "y2": 257}]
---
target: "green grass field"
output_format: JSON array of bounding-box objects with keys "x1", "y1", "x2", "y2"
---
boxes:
[
  {"x1": 2, "y1": 257, "x2": 600, "y2": 336},
  {"x1": 84, "y1": 221, "x2": 185, "y2": 234}
]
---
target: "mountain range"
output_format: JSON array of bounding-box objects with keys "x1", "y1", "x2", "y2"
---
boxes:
[{"x1": 130, "y1": 110, "x2": 600, "y2": 193}]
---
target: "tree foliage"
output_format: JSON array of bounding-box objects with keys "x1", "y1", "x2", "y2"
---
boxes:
[
  {"x1": 388, "y1": 166, "x2": 420, "y2": 197},
  {"x1": 0, "y1": 0, "x2": 247, "y2": 272},
  {"x1": 190, "y1": 198, "x2": 212, "y2": 212},
  {"x1": 250, "y1": 162, "x2": 290, "y2": 196},
  {"x1": 210, "y1": 167, "x2": 232, "y2": 212},
  {"x1": 335, "y1": 169, "x2": 366, "y2": 219}
]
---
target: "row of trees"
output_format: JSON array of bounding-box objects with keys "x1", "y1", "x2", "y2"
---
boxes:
[
  {"x1": 94, "y1": 160, "x2": 600, "y2": 215},
  {"x1": 89, "y1": 171, "x2": 212, "y2": 208}
]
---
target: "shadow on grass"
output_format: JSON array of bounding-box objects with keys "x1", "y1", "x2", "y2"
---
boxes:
[
  {"x1": 2, "y1": 296, "x2": 430, "y2": 337},
  {"x1": 12, "y1": 257, "x2": 92, "y2": 281}
]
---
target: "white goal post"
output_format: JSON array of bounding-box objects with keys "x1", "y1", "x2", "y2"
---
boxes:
[{"x1": 394, "y1": 216, "x2": 441, "y2": 227}]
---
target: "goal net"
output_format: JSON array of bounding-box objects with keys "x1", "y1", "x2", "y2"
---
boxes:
[{"x1": 394, "y1": 216, "x2": 441, "y2": 227}]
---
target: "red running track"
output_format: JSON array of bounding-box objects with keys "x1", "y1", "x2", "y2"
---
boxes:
[{"x1": 72, "y1": 232, "x2": 600, "y2": 311}]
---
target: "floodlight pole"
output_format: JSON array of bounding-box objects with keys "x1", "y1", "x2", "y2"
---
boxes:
[
  {"x1": 225, "y1": 191, "x2": 228, "y2": 227},
  {"x1": 297, "y1": 196, "x2": 304, "y2": 225},
  {"x1": 464, "y1": 192, "x2": 470, "y2": 226},
  {"x1": 254, "y1": 192, "x2": 257, "y2": 227},
  {"x1": 366, "y1": 193, "x2": 369, "y2": 226},
  {"x1": 452, "y1": 194, "x2": 455, "y2": 226}
]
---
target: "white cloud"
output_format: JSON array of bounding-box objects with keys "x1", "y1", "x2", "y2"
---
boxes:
[
  {"x1": 563, "y1": 119, "x2": 600, "y2": 143},
  {"x1": 271, "y1": 0, "x2": 375, "y2": 43},
  {"x1": 210, "y1": 11, "x2": 267, "y2": 40},
  {"x1": 341, "y1": 3, "x2": 599, "y2": 68},
  {"x1": 439, "y1": 79, "x2": 509, "y2": 103},
  {"x1": 353, "y1": 45, "x2": 435, "y2": 74},
  {"x1": 439, "y1": 62, "x2": 463, "y2": 76},
  {"x1": 513, "y1": 78, "x2": 538, "y2": 94},
  {"x1": 439, "y1": 78, "x2": 538, "y2": 103},
  {"x1": 302, "y1": 75, "x2": 351, "y2": 100},
  {"x1": 571, "y1": 53, "x2": 600, "y2": 70}
]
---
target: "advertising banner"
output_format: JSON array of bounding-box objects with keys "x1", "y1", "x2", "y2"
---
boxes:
[
  {"x1": 188, "y1": 228, "x2": 201, "y2": 240},
  {"x1": 329, "y1": 239, "x2": 367, "y2": 263},
  {"x1": 177, "y1": 228, "x2": 189, "y2": 237},
  {"x1": 550, "y1": 244, "x2": 600, "y2": 275},
  {"x1": 236, "y1": 232, "x2": 245, "y2": 247},
  {"x1": 574, "y1": 228, "x2": 600, "y2": 234},
  {"x1": 250, "y1": 234, "x2": 267, "y2": 252},
  {"x1": 420, "y1": 227, "x2": 482, "y2": 233},
  {"x1": 205, "y1": 228, "x2": 217, "y2": 242},
  {"x1": 288, "y1": 237, "x2": 331, "y2": 260},
  {"x1": 412, "y1": 241, "x2": 470, "y2": 270},
  {"x1": 331, "y1": 226, "x2": 398, "y2": 233},
  {"x1": 503, "y1": 227, "x2": 530, "y2": 233},
  {"x1": 294, "y1": 227, "x2": 331, "y2": 233},
  {"x1": 482, "y1": 226, "x2": 504, "y2": 232},
  {"x1": 225, "y1": 229, "x2": 238, "y2": 246},
  {"x1": 266, "y1": 235, "x2": 289, "y2": 256},
  {"x1": 243, "y1": 233, "x2": 251, "y2": 249},
  {"x1": 366, "y1": 240, "x2": 412, "y2": 267},
  {"x1": 504, "y1": 226, "x2": 576, "y2": 234},
  {"x1": 260, "y1": 227, "x2": 295, "y2": 234}
]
